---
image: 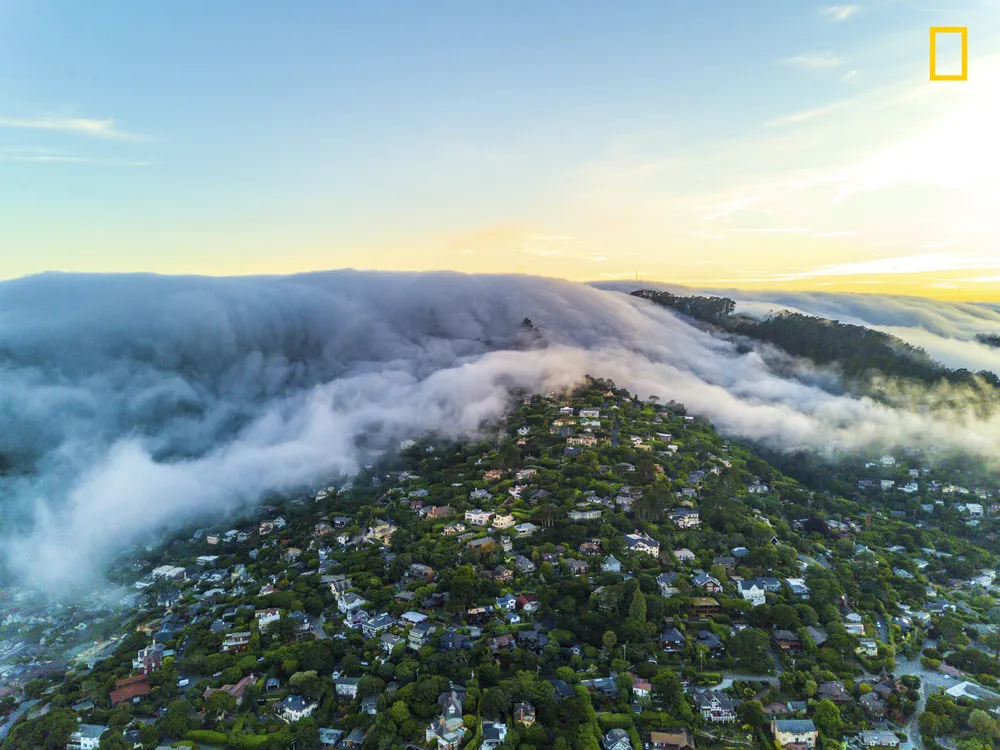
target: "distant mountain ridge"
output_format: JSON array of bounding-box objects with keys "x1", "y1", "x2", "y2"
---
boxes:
[{"x1": 632, "y1": 289, "x2": 1000, "y2": 394}]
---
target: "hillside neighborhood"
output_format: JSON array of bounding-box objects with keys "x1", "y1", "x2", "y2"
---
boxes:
[{"x1": 3, "y1": 379, "x2": 1000, "y2": 750}]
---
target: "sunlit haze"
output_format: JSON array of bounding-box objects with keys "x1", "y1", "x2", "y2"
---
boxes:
[{"x1": 1, "y1": 1, "x2": 998, "y2": 298}]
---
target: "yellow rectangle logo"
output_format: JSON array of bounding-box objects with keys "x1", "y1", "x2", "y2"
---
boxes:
[{"x1": 930, "y1": 26, "x2": 968, "y2": 80}]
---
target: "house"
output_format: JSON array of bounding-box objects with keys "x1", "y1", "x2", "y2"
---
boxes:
[
  {"x1": 342, "y1": 727, "x2": 366, "y2": 748},
  {"x1": 467, "y1": 536, "x2": 496, "y2": 551},
  {"x1": 602, "y1": 556, "x2": 622, "y2": 574},
  {"x1": 859, "y1": 692, "x2": 887, "y2": 718},
  {"x1": 566, "y1": 558, "x2": 589, "y2": 576},
  {"x1": 516, "y1": 593, "x2": 539, "y2": 612},
  {"x1": 203, "y1": 673, "x2": 258, "y2": 706},
  {"x1": 657, "y1": 572, "x2": 680, "y2": 597},
  {"x1": 579, "y1": 539, "x2": 602, "y2": 555},
  {"x1": 426, "y1": 691, "x2": 466, "y2": 750},
  {"x1": 513, "y1": 554, "x2": 536, "y2": 573},
  {"x1": 279, "y1": 694, "x2": 318, "y2": 722},
  {"x1": 255, "y1": 607, "x2": 281, "y2": 633},
  {"x1": 221, "y1": 631, "x2": 252, "y2": 653},
  {"x1": 857, "y1": 638, "x2": 879, "y2": 658},
  {"x1": 772, "y1": 630, "x2": 802, "y2": 653},
  {"x1": 380, "y1": 633, "x2": 404, "y2": 654},
  {"x1": 805, "y1": 626, "x2": 828, "y2": 647},
  {"x1": 624, "y1": 530, "x2": 660, "y2": 557},
  {"x1": 327, "y1": 574, "x2": 351, "y2": 596},
  {"x1": 650, "y1": 729, "x2": 696, "y2": 750},
  {"x1": 692, "y1": 571, "x2": 722, "y2": 594},
  {"x1": 692, "y1": 597, "x2": 720, "y2": 616},
  {"x1": 492, "y1": 514, "x2": 516, "y2": 529},
  {"x1": 693, "y1": 688, "x2": 739, "y2": 722},
  {"x1": 673, "y1": 548, "x2": 696, "y2": 563},
  {"x1": 697, "y1": 630, "x2": 725, "y2": 651},
  {"x1": 816, "y1": 681, "x2": 852, "y2": 703},
  {"x1": 771, "y1": 720, "x2": 818, "y2": 750},
  {"x1": 362, "y1": 613, "x2": 396, "y2": 639},
  {"x1": 492, "y1": 566, "x2": 514, "y2": 583},
  {"x1": 132, "y1": 643, "x2": 167, "y2": 674},
  {"x1": 569, "y1": 508, "x2": 603, "y2": 522},
  {"x1": 630, "y1": 673, "x2": 652, "y2": 699},
  {"x1": 713, "y1": 555, "x2": 737, "y2": 572},
  {"x1": 67, "y1": 724, "x2": 107, "y2": 750},
  {"x1": 338, "y1": 592, "x2": 368, "y2": 614},
  {"x1": 602, "y1": 728, "x2": 632, "y2": 750},
  {"x1": 440, "y1": 632, "x2": 469, "y2": 651},
  {"x1": 408, "y1": 622, "x2": 437, "y2": 650},
  {"x1": 487, "y1": 634, "x2": 516, "y2": 652},
  {"x1": 670, "y1": 509, "x2": 701, "y2": 528},
  {"x1": 156, "y1": 587, "x2": 181, "y2": 608},
  {"x1": 427, "y1": 505, "x2": 454, "y2": 519},
  {"x1": 110, "y1": 674, "x2": 151, "y2": 707},
  {"x1": 514, "y1": 701, "x2": 536, "y2": 726},
  {"x1": 660, "y1": 627, "x2": 686, "y2": 652},
  {"x1": 335, "y1": 677, "x2": 361, "y2": 698},
  {"x1": 496, "y1": 593, "x2": 518, "y2": 611},
  {"x1": 785, "y1": 578, "x2": 810, "y2": 598},
  {"x1": 407, "y1": 563, "x2": 436, "y2": 582},
  {"x1": 482, "y1": 722, "x2": 509, "y2": 749},
  {"x1": 858, "y1": 730, "x2": 900, "y2": 748},
  {"x1": 319, "y1": 728, "x2": 345, "y2": 747},
  {"x1": 465, "y1": 509, "x2": 493, "y2": 526},
  {"x1": 514, "y1": 522, "x2": 538, "y2": 537},
  {"x1": 738, "y1": 580, "x2": 766, "y2": 607}
]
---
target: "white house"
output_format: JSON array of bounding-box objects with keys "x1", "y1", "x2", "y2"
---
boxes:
[
  {"x1": 255, "y1": 608, "x2": 281, "y2": 633},
  {"x1": 624, "y1": 531, "x2": 660, "y2": 557},
  {"x1": 335, "y1": 677, "x2": 360, "y2": 699},
  {"x1": 279, "y1": 694, "x2": 318, "y2": 722},
  {"x1": 738, "y1": 580, "x2": 766, "y2": 607},
  {"x1": 657, "y1": 572, "x2": 680, "y2": 597},
  {"x1": 67, "y1": 724, "x2": 107, "y2": 750},
  {"x1": 670, "y1": 509, "x2": 701, "y2": 528},
  {"x1": 338, "y1": 592, "x2": 368, "y2": 614},
  {"x1": 491, "y1": 514, "x2": 516, "y2": 529},
  {"x1": 672, "y1": 548, "x2": 696, "y2": 563},
  {"x1": 465, "y1": 509, "x2": 493, "y2": 526}
]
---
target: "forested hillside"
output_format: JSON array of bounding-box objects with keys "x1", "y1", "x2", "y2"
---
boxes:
[{"x1": 633, "y1": 289, "x2": 1000, "y2": 392}]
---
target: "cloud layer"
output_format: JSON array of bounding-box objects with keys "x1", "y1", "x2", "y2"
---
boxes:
[{"x1": 4, "y1": 271, "x2": 1000, "y2": 593}]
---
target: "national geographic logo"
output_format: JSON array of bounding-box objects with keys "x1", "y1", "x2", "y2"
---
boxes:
[{"x1": 930, "y1": 26, "x2": 968, "y2": 81}]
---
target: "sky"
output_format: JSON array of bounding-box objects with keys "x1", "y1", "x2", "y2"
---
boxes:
[{"x1": 1, "y1": 0, "x2": 998, "y2": 299}]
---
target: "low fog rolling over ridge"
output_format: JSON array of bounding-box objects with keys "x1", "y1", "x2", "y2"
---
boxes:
[
  {"x1": 4, "y1": 270, "x2": 1000, "y2": 593},
  {"x1": 595, "y1": 280, "x2": 1000, "y2": 377}
]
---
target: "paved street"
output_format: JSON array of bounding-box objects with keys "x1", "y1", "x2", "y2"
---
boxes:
[{"x1": 896, "y1": 645, "x2": 954, "y2": 750}]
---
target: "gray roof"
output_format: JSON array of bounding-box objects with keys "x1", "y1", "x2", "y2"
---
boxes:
[
  {"x1": 75, "y1": 725, "x2": 108, "y2": 740},
  {"x1": 773, "y1": 719, "x2": 817, "y2": 733}
]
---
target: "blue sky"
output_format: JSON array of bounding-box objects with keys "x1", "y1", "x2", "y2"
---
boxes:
[{"x1": 1, "y1": 0, "x2": 998, "y2": 297}]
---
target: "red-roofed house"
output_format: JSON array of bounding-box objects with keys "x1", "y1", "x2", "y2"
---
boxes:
[{"x1": 110, "y1": 674, "x2": 151, "y2": 707}]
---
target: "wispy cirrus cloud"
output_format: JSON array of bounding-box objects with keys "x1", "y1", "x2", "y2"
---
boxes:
[
  {"x1": 819, "y1": 5, "x2": 861, "y2": 22},
  {"x1": 0, "y1": 116, "x2": 147, "y2": 141},
  {"x1": 784, "y1": 52, "x2": 850, "y2": 69},
  {"x1": 0, "y1": 147, "x2": 151, "y2": 166}
]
